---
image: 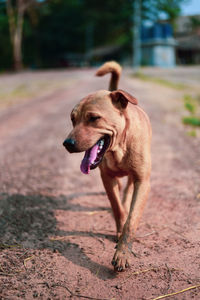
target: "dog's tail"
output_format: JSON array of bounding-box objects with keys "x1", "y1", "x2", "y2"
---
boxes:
[{"x1": 95, "y1": 61, "x2": 122, "y2": 91}]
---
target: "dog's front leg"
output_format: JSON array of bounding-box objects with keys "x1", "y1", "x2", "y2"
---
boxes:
[
  {"x1": 112, "y1": 179, "x2": 150, "y2": 271},
  {"x1": 122, "y1": 175, "x2": 134, "y2": 213},
  {"x1": 100, "y1": 169, "x2": 126, "y2": 239}
]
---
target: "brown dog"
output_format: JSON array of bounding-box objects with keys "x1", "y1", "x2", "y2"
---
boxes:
[{"x1": 63, "y1": 62, "x2": 151, "y2": 272}]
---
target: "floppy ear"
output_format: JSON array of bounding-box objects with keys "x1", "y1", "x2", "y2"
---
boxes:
[{"x1": 110, "y1": 89, "x2": 138, "y2": 109}]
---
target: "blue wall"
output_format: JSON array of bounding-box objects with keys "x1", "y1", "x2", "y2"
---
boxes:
[
  {"x1": 141, "y1": 23, "x2": 176, "y2": 67},
  {"x1": 141, "y1": 23, "x2": 173, "y2": 41}
]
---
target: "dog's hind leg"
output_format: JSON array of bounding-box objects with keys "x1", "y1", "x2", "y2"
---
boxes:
[{"x1": 100, "y1": 169, "x2": 126, "y2": 239}]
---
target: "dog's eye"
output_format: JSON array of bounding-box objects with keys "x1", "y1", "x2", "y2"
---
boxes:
[{"x1": 89, "y1": 115, "x2": 101, "y2": 122}]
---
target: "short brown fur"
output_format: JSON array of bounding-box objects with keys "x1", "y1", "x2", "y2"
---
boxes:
[{"x1": 64, "y1": 62, "x2": 152, "y2": 272}]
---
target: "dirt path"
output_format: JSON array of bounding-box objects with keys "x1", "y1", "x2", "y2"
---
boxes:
[{"x1": 0, "y1": 69, "x2": 199, "y2": 300}]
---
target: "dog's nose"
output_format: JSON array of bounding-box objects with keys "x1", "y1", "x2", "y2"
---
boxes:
[{"x1": 63, "y1": 138, "x2": 77, "y2": 153}]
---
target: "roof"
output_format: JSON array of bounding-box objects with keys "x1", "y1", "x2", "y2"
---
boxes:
[
  {"x1": 176, "y1": 31, "x2": 200, "y2": 50},
  {"x1": 175, "y1": 14, "x2": 200, "y2": 34}
]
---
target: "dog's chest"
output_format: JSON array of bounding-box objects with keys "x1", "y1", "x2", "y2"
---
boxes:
[{"x1": 103, "y1": 150, "x2": 128, "y2": 176}]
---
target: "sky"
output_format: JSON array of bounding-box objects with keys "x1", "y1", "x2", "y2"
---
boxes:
[{"x1": 181, "y1": 0, "x2": 200, "y2": 16}]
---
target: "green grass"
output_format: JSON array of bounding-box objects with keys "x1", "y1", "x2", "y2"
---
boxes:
[
  {"x1": 182, "y1": 94, "x2": 200, "y2": 131},
  {"x1": 0, "y1": 77, "x2": 73, "y2": 109},
  {"x1": 11, "y1": 84, "x2": 30, "y2": 97},
  {"x1": 183, "y1": 94, "x2": 197, "y2": 114},
  {"x1": 133, "y1": 72, "x2": 186, "y2": 90},
  {"x1": 187, "y1": 130, "x2": 197, "y2": 137},
  {"x1": 182, "y1": 116, "x2": 200, "y2": 127}
]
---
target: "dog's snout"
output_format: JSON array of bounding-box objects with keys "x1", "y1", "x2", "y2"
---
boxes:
[{"x1": 63, "y1": 138, "x2": 77, "y2": 153}]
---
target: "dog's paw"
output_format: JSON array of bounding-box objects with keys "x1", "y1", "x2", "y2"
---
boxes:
[{"x1": 111, "y1": 247, "x2": 130, "y2": 272}]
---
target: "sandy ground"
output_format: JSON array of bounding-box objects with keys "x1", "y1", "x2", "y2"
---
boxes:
[{"x1": 0, "y1": 68, "x2": 200, "y2": 300}]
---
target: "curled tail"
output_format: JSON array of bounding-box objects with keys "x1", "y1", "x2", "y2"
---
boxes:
[{"x1": 95, "y1": 61, "x2": 122, "y2": 91}]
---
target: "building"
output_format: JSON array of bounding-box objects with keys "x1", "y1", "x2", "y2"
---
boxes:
[
  {"x1": 141, "y1": 23, "x2": 176, "y2": 67},
  {"x1": 175, "y1": 15, "x2": 200, "y2": 64}
]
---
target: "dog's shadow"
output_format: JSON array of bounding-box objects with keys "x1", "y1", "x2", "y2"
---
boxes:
[{"x1": 0, "y1": 193, "x2": 117, "y2": 280}]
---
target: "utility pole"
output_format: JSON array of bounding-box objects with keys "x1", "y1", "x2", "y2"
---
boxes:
[{"x1": 133, "y1": 0, "x2": 141, "y2": 68}]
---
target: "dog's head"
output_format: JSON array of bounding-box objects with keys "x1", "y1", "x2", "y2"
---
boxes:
[{"x1": 63, "y1": 89, "x2": 138, "y2": 174}]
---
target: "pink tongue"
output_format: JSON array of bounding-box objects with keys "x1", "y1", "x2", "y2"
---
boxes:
[{"x1": 80, "y1": 144, "x2": 99, "y2": 174}]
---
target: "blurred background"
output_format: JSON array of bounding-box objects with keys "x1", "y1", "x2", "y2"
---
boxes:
[{"x1": 0, "y1": 0, "x2": 200, "y2": 71}]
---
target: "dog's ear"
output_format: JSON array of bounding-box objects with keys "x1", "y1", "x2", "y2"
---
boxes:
[{"x1": 110, "y1": 89, "x2": 138, "y2": 109}]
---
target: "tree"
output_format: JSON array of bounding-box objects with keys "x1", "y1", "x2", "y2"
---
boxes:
[
  {"x1": 190, "y1": 15, "x2": 200, "y2": 31},
  {"x1": 143, "y1": 0, "x2": 190, "y2": 25},
  {"x1": 6, "y1": 0, "x2": 36, "y2": 71},
  {"x1": 0, "y1": 2, "x2": 12, "y2": 69}
]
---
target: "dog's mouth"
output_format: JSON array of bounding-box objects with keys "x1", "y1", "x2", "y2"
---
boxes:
[{"x1": 80, "y1": 135, "x2": 110, "y2": 174}]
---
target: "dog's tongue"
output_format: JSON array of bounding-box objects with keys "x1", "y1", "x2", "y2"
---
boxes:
[{"x1": 80, "y1": 144, "x2": 99, "y2": 174}]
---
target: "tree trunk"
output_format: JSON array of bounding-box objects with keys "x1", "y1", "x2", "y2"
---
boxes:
[
  {"x1": 6, "y1": 0, "x2": 25, "y2": 71},
  {"x1": 13, "y1": 7, "x2": 24, "y2": 71}
]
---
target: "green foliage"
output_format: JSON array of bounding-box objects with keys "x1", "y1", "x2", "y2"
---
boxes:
[
  {"x1": 24, "y1": 0, "x2": 87, "y2": 67},
  {"x1": 155, "y1": 0, "x2": 182, "y2": 22},
  {"x1": 182, "y1": 94, "x2": 200, "y2": 131},
  {"x1": 0, "y1": 3, "x2": 13, "y2": 69},
  {"x1": 184, "y1": 102, "x2": 195, "y2": 114},
  {"x1": 187, "y1": 130, "x2": 197, "y2": 137},
  {"x1": 184, "y1": 94, "x2": 196, "y2": 114},
  {"x1": 84, "y1": 0, "x2": 132, "y2": 46},
  {"x1": 190, "y1": 15, "x2": 200, "y2": 30},
  {"x1": 142, "y1": 0, "x2": 187, "y2": 24},
  {"x1": 182, "y1": 117, "x2": 200, "y2": 127},
  {"x1": 134, "y1": 72, "x2": 185, "y2": 89}
]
